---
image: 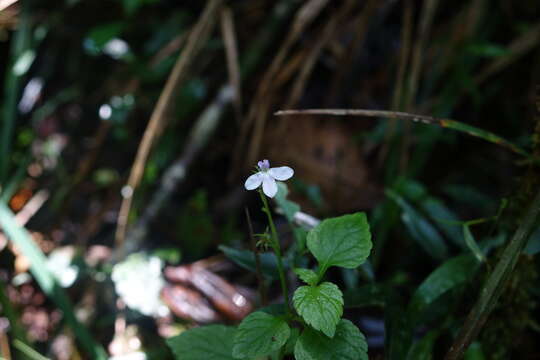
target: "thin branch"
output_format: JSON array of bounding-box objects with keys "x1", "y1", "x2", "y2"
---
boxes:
[
  {"x1": 275, "y1": 108, "x2": 530, "y2": 157},
  {"x1": 114, "y1": 0, "x2": 222, "y2": 255},
  {"x1": 220, "y1": 7, "x2": 242, "y2": 126}
]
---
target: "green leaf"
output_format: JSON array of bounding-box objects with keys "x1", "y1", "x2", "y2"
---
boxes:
[
  {"x1": 464, "y1": 342, "x2": 486, "y2": 360},
  {"x1": 0, "y1": 203, "x2": 107, "y2": 359},
  {"x1": 524, "y1": 226, "x2": 540, "y2": 255},
  {"x1": 232, "y1": 311, "x2": 290, "y2": 359},
  {"x1": 275, "y1": 182, "x2": 307, "y2": 251},
  {"x1": 422, "y1": 198, "x2": 464, "y2": 249},
  {"x1": 294, "y1": 268, "x2": 318, "y2": 285},
  {"x1": 275, "y1": 182, "x2": 300, "y2": 221},
  {"x1": 387, "y1": 189, "x2": 448, "y2": 260},
  {"x1": 167, "y1": 325, "x2": 236, "y2": 360},
  {"x1": 219, "y1": 245, "x2": 281, "y2": 279},
  {"x1": 463, "y1": 225, "x2": 486, "y2": 262},
  {"x1": 283, "y1": 327, "x2": 300, "y2": 355},
  {"x1": 294, "y1": 319, "x2": 368, "y2": 360},
  {"x1": 406, "y1": 330, "x2": 438, "y2": 360},
  {"x1": 293, "y1": 282, "x2": 343, "y2": 337},
  {"x1": 408, "y1": 254, "x2": 480, "y2": 321},
  {"x1": 307, "y1": 213, "x2": 372, "y2": 274},
  {"x1": 344, "y1": 283, "x2": 390, "y2": 308}
]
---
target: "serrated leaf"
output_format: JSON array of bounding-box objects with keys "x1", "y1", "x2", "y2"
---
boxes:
[
  {"x1": 307, "y1": 213, "x2": 372, "y2": 274},
  {"x1": 293, "y1": 282, "x2": 343, "y2": 337},
  {"x1": 167, "y1": 325, "x2": 236, "y2": 360},
  {"x1": 408, "y1": 254, "x2": 480, "y2": 321},
  {"x1": 232, "y1": 311, "x2": 290, "y2": 359},
  {"x1": 294, "y1": 268, "x2": 318, "y2": 285},
  {"x1": 294, "y1": 319, "x2": 368, "y2": 360}
]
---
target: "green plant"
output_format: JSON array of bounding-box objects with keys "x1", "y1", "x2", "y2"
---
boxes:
[{"x1": 167, "y1": 161, "x2": 372, "y2": 359}]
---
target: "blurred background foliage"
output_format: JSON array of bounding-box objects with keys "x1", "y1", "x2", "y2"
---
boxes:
[{"x1": 1, "y1": 0, "x2": 540, "y2": 359}]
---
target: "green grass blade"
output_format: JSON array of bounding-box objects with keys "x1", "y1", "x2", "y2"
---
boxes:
[
  {"x1": 0, "y1": 278, "x2": 31, "y2": 360},
  {"x1": 0, "y1": 1, "x2": 33, "y2": 184},
  {"x1": 462, "y1": 225, "x2": 486, "y2": 262},
  {"x1": 0, "y1": 154, "x2": 31, "y2": 204},
  {"x1": 445, "y1": 189, "x2": 540, "y2": 359},
  {"x1": 0, "y1": 203, "x2": 107, "y2": 359},
  {"x1": 12, "y1": 340, "x2": 50, "y2": 360}
]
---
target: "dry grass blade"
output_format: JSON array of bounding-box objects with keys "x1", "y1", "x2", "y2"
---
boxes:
[
  {"x1": 325, "y1": 0, "x2": 379, "y2": 105},
  {"x1": 233, "y1": 0, "x2": 329, "y2": 171},
  {"x1": 119, "y1": 86, "x2": 234, "y2": 257},
  {"x1": 114, "y1": 0, "x2": 222, "y2": 253},
  {"x1": 400, "y1": 0, "x2": 439, "y2": 169},
  {"x1": 285, "y1": 0, "x2": 356, "y2": 109},
  {"x1": 378, "y1": 0, "x2": 414, "y2": 167},
  {"x1": 220, "y1": 7, "x2": 242, "y2": 126},
  {"x1": 405, "y1": 0, "x2": 439, "y2": 109},
  {"x1": 475, "y1": 22, "x2": 540, "y2": 85},
  {"x1": 275, "y1": 108, "x2": 529, "y2": 156}
]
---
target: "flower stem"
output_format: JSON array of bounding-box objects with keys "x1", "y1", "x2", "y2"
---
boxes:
[{"x1": 259, "y1": 190, "x2": 291, "y2": 315}]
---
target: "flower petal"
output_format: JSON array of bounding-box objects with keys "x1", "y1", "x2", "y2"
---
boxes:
[
  {"x1": 268, "y1": 166, "x2": 294, "y2": 181},
  {"x1": 262, "y1": 174, "x2": 278, "y2": 198},
  {"x1": 244, "y1": 172, "x2": 263, "y2": 190}
]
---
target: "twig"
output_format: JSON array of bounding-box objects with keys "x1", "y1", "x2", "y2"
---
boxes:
[
  {"x1": 117, "y1": 86, "x2": 234, "y2": 257},
  {"x1": 475, "y1": 22, "x2": 540, "y2": 85},
  {"x1": 117, "y1": 2, "x2": 297, "y2": 256},
  {"x1": 285, "y1": 0, "x2": 356, "y2": 109},
  {"x1": 444, "y1": 189, "x2": 540, "y2": 360},
  {"x1": 325, "y1": 0, "x2": 379, "y2": 105},
  {"x1": 275, "y1": 108, "x2": 530, "y2": 156},
  {"x1": 0, "y1": 190, "x2": 48, "y2": 246},
  {"x1": 0, "y1": 0, "x2": 17, "y2": 12},
  {"x1": 377, "y1": 0, "x2": 413, "y2": 168},
  {"x1": 245, "y1": 207, "x2": 267, "y2": 306},
  {"x1": 114, "y1": 0, "x2": 222, "y2": 255},
  {"x1": 293, "y1": 210, "x2": 320, "y2": 230},
  {"x1": 233, "y1": 0, "x2": 329, "y2": 172},
  {"x1": 400, "y1": 0, "x2": 439, "y2": 171},
  {"x1": 220, "y1": 7, "x2": 242, "y2": 126}
]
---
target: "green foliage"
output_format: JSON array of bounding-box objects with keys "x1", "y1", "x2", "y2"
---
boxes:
[
  {"x1": 232, "y1": 311, "x2": 291, "y2": 359},
  {"x1": 408, "y1": 254, "x2": 481, "y2": 322},
  {"x1": 294, "y1": 319, "x2": 368, "y2": 360},
  {"x1": 0, "y1": 203, "x2": 107, "y2": 359},
  {"x1": 307, "y1": 213, "x2": 372, "y2": 274},
  {"x1": 294, "y1": 268, "x2": 319, "y2": 286},
  {"x1": 406, "y1": 330, "x2": 438, "y2": 360},
  {"x1": 170, "y1": 210, "x2": 372, "y2": 359},
  {"x1": 219, "y1": 245, "x2": 282, "y2": 279},
  {"x1": 463, "y1": 225, "x2": 486, "y2": 262},
  {"x1": 293, "y1": 282, "x2": 344, "y2": 337},
  {"x1": 275, "y1": 183, "x2": 308, "y2": 251},
  {"x1": 167, "y1": 325, "x2": 237, "y2": 360},
  {"x1": 386, "y1": 189, "x2": 448, "y2": 260}
]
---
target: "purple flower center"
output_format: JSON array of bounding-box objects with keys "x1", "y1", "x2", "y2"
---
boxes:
[{"x1": 257, "y1": 159, "x2": 270, "y2": 171}]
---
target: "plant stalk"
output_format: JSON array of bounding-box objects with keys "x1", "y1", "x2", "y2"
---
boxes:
[{"x1": 259, "y1": 189, "x2": 291, "y2": 315}]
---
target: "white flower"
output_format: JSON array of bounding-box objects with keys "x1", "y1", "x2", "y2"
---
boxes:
[{"x1": 244, "y1": 159, "x2": 294, "y2": 198}]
